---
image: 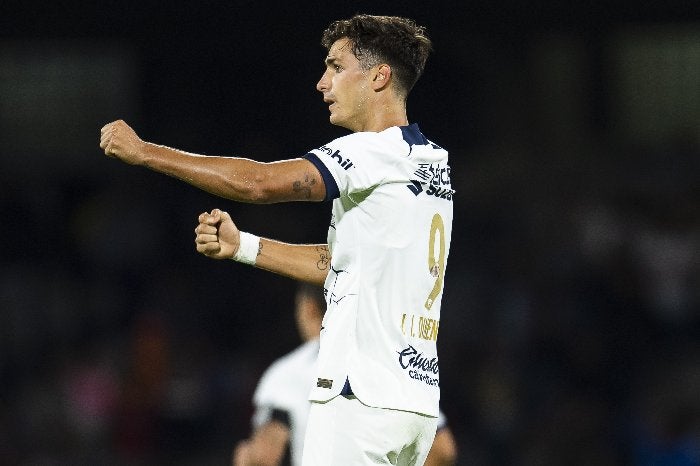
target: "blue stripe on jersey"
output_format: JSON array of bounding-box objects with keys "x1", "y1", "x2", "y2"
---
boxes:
[
  {"x1": 269, "y1": 408, "x2": 291, "y2": 427},
  {"x1": 303, "y1": 152, "x2": 340, "y2": 201},
  {"x1": 400, "y1": 123, "x2": 428, "y2": 146}
]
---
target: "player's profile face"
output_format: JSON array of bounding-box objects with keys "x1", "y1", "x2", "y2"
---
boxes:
[{"x1": 316, "y1": 38, "x2": 374, "y2": 132}]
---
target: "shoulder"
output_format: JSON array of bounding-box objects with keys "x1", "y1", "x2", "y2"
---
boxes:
[
  {"x1": 281, "y1": 339, "x2": 319, "y2": 366},
  {"x1": 266, "y1": 340, "x2": 317, "y2": 375},
  {"x1": 258, "y1": 341, "x2": 318, "y2": 387},
  {"x1": 253, "y1": 340, "x2": 318, "y2": 406}
]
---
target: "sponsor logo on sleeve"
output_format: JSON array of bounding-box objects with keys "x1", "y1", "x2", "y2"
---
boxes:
[{"x1": 318, "y1": 145, "x2": 354, "y2": 170}]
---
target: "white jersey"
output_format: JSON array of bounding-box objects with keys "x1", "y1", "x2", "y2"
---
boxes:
[
  {"x1": 437, "y1": 409, "x2": 448, "y2": 431},
  {"x1": 251, "y1": 339, "x2": 319, "y2": 466},
  {"x1": 304, "y1": 123, "x2": 453, "y2": 417}
]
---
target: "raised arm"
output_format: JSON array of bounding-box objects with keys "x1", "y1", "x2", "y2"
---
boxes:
[
  {"x1": 194, "y1": 209, "x2": 330, "y2": 286},
  {"x1": 100, "y1": 120, "x2": 326, "y2": 203}
]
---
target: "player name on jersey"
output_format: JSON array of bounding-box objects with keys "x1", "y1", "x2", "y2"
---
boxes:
[{"x1": 400, "y1": 313, "x2": 440, "y2": 341}]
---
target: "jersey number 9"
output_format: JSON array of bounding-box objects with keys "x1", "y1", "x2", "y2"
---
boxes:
[{"x1": 425, "y1": 213, "x2": 446, "y2": 310}]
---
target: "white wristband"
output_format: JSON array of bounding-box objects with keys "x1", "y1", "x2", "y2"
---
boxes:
[{"x1": 232, "y1": 232, "x2": 260, "y2": 265}]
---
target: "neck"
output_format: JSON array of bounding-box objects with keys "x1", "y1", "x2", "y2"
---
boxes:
[
  {"x1": 354, "y1": 92, "x2": 408, "y2": 132},
  {"x1": 363, "y1": 108, "x2": 408, "y2": 132}
]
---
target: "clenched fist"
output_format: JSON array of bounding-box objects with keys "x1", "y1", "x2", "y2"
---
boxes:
[
  {"x1": 100, "y1": 120, "x2": 146, "y2": 165},
  {"x1": 194, "y1": 209, "x2": 240, "y2": 260}
]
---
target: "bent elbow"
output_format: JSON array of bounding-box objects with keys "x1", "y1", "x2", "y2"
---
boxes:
[
  {"x1": 246, "y1": 182, "x2": 275, "y2": 204},
  {"x1": 225, "y1": 169, "x2": 275, "y2": 204}
]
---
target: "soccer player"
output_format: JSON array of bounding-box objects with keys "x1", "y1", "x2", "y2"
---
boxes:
[
  {"x1": 233, "y1": 284, "x2": 324, "y2": 466},
  {"x1": 100, "y1": 14, "x2": 453, "y2": 465},
  {"x1": 233, "y1": 286, "x2": 458, "y2": 466}
]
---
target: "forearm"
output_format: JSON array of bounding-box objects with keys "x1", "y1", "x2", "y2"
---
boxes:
[
  {"x1": 234, "y1": 421, "x2": 289, "y2": 466},
  {"x1": 102, "y1": 120, "x2": 326, "y2": 202},
  {"x1": 424, "y1": 429, "x2": 458, "y2": 466},
  {"x1": 254, "y1": 239, "x2": 330, "y2": 286},
  {"x1": 140, "y1": 142, "x2": 272, "y2": 203}
]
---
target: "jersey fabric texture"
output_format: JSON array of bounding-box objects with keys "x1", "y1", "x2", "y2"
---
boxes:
[
  {"x1": 303, "y1": 123, "x2": 453, "y2": 417},
  {"x1": 302, "y1": 395, "x2": 438, "y2": 466},
  {"x1": 251, "y1": 339, "x2": 319, "y2": 466}
]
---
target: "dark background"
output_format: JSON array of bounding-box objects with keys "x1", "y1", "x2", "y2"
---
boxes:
[{"x1": 1, "y1": 1, "x2": 699, "y2": 465}]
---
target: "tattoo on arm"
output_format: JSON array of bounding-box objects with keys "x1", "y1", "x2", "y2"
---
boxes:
[
  {"x1": 316, "y1": 245, "x2": 330, "y2": 271},
  {"x1": 257, "y1": 242, "x2": 263, "y2": 257},
  {"x1": 292, "y1": 172, "x2": 317, "y2": 199}
]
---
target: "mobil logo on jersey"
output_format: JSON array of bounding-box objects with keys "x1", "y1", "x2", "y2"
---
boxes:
[
  {"x1": 318, "y1": 145, "x2": 354, "y2": 170},
  {"x1": 397, "y1": 345, "x2": 440, "y2": 387}
]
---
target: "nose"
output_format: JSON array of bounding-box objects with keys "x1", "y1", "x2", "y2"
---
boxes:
[{"x1": 316, "y1": 70, "x2": 330, "y2": 93}]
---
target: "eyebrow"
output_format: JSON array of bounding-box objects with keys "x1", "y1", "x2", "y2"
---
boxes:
[{"x1": 324, "y1": 56, "x2": 337, "y2": 67}]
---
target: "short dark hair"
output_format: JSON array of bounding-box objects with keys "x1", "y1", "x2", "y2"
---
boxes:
[{"x1": 321, "y1": 14, "x2": 433, "y2": 97}]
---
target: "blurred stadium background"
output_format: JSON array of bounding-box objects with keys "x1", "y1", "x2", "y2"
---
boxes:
[{"x1": 1, "y1": 1, "x2": 698, "y2": 464}]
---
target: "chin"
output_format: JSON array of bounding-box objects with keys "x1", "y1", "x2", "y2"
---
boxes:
[{"x1": 328, "y1": 113, "x2": 343, "y2": 126}]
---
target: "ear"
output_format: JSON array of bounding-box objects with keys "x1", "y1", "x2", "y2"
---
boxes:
[{"x1": 371, "y1": 64, "x2": 392, "y2": 91}]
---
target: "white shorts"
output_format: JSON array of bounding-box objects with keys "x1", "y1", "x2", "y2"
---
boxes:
[{"x1": 301, "y1": 395, "x2": 437, "y2": 465}]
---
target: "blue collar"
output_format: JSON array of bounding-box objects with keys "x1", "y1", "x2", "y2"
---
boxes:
[{"x1": 400, "y1": 123, "x2": 428, "y2": 146}]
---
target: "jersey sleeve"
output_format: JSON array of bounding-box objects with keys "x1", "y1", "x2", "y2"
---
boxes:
[
  {"x1": 303, "y1": 152, "x2": 340, "y2": 201},
  {"x1": 250, "y1": 361, "x2": 291, "y2": 429},
  {"x1": 437, "y1": 409, "x2": 448, "y2": 431},
  {"x1": 251, "y1": 406, "x2": 291, "y2": 429},
  {"x1": 304, "y1": 132, "x2": 409, "y2": 201}
]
